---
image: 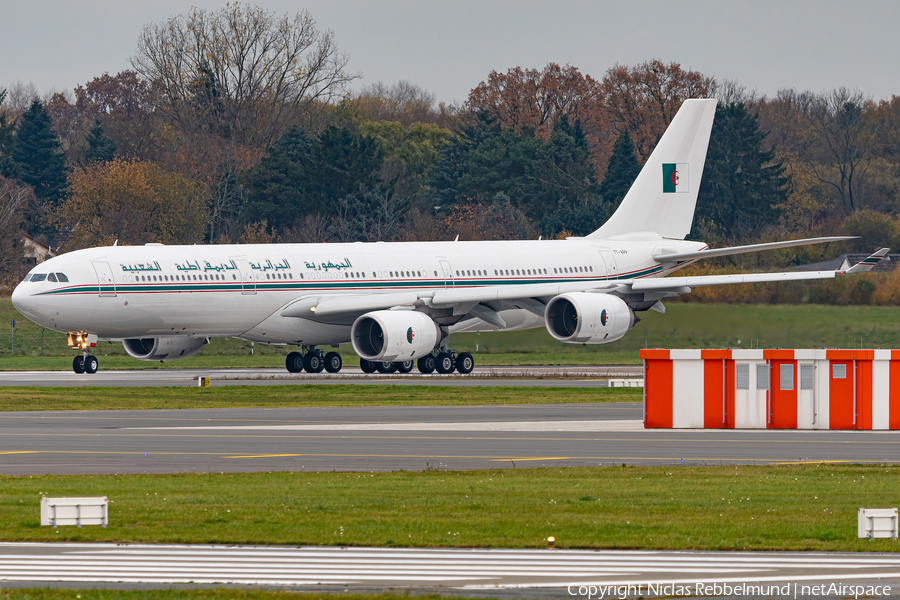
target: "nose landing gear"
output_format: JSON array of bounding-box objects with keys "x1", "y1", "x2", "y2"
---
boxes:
[
  {"x1": 73, "y1": 352, "x2": 99, "y2": 374},
  {"x1": 69, "y1": 333, "x2": 100, "y2": 374}
]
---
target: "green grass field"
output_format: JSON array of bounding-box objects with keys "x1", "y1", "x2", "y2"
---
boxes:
[
  {"x1": 1, "y1": 465, "x2": 897, "y2": 552},
  {"x1": 0, "y1": 385, "x2": 640, "y2": 411}
]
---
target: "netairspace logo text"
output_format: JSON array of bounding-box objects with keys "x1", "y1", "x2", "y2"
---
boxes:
[{"x1": 567, "y1": 582, "x2": 892, "y2": 599}]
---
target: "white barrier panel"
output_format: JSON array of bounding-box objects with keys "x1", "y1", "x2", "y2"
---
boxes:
[
  {"x1": 41, "y1": 497, "x2": 108, "y2": 528},
  {"x1": 858, "y1": 508, "x2": 898, "y2": 540}
]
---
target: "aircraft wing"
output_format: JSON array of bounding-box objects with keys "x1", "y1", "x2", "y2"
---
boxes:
[
  {"x1": 281, "y1": 249, "x2": 889, "y2": 322},
  {"x1": 631, "y1": 248, "x2": 890, "y2": 292},
  {"x1": 628, "y1": 270, "x2": 837, "y2": 292},
  {"x1": 652, "y1": 236, "x2": 857, "y2": 263}
]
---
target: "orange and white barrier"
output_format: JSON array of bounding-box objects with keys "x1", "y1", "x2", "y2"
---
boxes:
[{"x1": 639, "y1": 349, "x2": 900, "y2": 430}]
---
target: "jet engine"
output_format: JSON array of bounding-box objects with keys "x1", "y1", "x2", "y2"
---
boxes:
[
  {"x1": 123, "y1": 337, "x2": 209, "y2": 361},
  {"x1": 544, "y1": 293, "x2": 635, "y2": 344},
  {"x1": 351, "y1": 310, "x2": 441, "y2": 362}
]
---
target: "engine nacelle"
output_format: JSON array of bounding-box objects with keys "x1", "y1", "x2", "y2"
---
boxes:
[
  {"x1": 123, "y1": 337, "x2": 209, "y2": 361},
  {"x1": 544, "y1": 293, "x2": 635, "y2": 344},
  {"x1": 351, "y1": 310, "x2": 441, "y2": 362}
]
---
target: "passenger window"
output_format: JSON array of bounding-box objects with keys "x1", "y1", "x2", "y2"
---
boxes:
[
  {"x1": 48, "y1": 273, "x2": 58, "y2": 282},
  {"x1": 57, "y1": 273, "x2": 69, "y2": 282},
  {"x1": 589, "y1": 266, "x2": 593, "y2": 272}
]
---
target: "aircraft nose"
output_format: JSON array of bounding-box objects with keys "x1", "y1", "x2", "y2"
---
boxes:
[{"x1": 11, "y1": 281, "x2": 31, "y2": 315}]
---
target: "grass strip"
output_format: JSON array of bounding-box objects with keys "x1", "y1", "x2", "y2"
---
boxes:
[
  {"x1": 1, "y1": 465, "x2": 898, "y2": 552},
  {"x1": 0, "y1": 385, "x2": 640, "y2": 411},
  {"x1": 0, "y1": 591, "x2": 480, "y2": 600}
]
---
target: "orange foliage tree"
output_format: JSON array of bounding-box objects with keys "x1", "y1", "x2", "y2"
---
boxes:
[
  {"x1": 601, "y1": 60, "x2": 715, "y2": 162},
  {"x1": 55, "y1": 158, "x2": 209, "y2": 250},
  {"x1": 466, "y1": 64, "x2": 611, "y2": 176}
]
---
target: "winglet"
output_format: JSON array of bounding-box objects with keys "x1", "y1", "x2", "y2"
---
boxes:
[{"x1": 843, "y1": 248, "x2": 890, "y2": 274}]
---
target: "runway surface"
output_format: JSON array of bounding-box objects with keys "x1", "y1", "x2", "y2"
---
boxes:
[
  {"x1": 1, "y1": 403, "x2": 898, "y2": 475},
  {"x1": 1, "y1": 543, "x2": 899, "y2": 595},
  {"x1": 0, "y1": 366, "x2": 643, "y2": 388}
]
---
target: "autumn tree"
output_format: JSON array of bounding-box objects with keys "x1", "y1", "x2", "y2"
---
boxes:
[
  {"x1": 56, "y1": 158, "x2": 209, "y2": 249},
  {"x1": 131, "y1": 4, "x2": 358, "y2": 148},
  {"x1": 0, "y1": 89, "x2": 19, "y2": 178},
  {"x1": 602, "y1": 59, "x2": 714, "y2": 161},
  {"x1": 73, "y1": 71, "x2": 160, "y2": 160},
  {"x1": 874, "y1": 96, "x2": 900, "y2": 173},
  {"x1": 466, "y1": 63, "x2": 609, "y2": 176},
  {"x1": 0, "y1": 177, "x2": 33, "y2": 278},
  {"x1": 802, "y1": 88, "x2": 876, "y2": 213},
  {"x1": 354, "y1": 81, "x2": 455, "y2": 128}
]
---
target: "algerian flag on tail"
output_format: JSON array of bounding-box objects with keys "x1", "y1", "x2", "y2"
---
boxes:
[{"x1": 662, "y1": 163, "x2": 689, "y2": 193}]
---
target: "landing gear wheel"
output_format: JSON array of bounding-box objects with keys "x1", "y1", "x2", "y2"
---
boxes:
[
  {"x1": 417, "y1": 355, "x2": 436, "y2": 374},
  {"x1": 375, "y1": 361, "x2": 397, "y2": 374},
  {"x1": 455, "y1": 352, "x2": 474, "y2": 374},
  {"x1": 435, "y1": 352, "x2": 455, "y2": 374},
  {"x1": 286, "y1": 351, "x2": 304, "y2": 373},
  {"x1": 395, "y1": 360, "x2": 414, "y2": 373},
  {"x1": 324, "y1": 352, "x2": 342, "y2": 373},
  {"x1": 72, "y1": 356, "x2": 85, "y2": 374},
  {"x1": 360, "y1": 358, "x2": 377, "y2": 373},
  {"x1": 303, "y1": 351, "x2": 325, "y2": 373},
  {"x1": 83, "y1": 355, "x2": 99, "y2": 374}
]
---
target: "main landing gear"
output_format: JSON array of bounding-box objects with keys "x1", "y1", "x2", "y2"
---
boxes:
[
  {"x1": 359, "y1": 349, "x2": 475, "y2": 375},
  {"x1": 284, "y1": 348, "x2": 475, "y2": 375},
  {"x1": 286, "y1": 347, "x2": 343, "y2": 374},
  {"x1": 72, "y1": 352, "x2": 99, "y2": 374}
]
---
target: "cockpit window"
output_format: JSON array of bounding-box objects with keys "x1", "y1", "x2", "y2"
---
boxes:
[
  {"x1": 57, "y1": 273, "x2": 69, "y2": 282},
  {"x1": 48, "y1": 273, "x2": 58, "y2": 282},
  {"x1": 30, "y1": 274, "x2": 47, "y2": 282}
]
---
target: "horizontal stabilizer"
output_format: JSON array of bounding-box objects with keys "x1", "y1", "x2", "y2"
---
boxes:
[
  {"x1": 844, "y1": 248, "x2": 890, "y2": 273},
  {"x1": 652, "y1": 236, "x2": 858, "y2": 263}
]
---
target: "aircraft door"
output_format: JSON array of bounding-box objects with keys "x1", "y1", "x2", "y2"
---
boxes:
[
  {"x1": 439, "y1": 260, "x2": 454, "y2": 288},
  {"x1": 230, "y1": 258, "x2": 256, "y2": 295},
  {"x1": 91, "y1": 261, "x2": 116, "y2": 297},
  {"x1": 597, "y1": 250, "x2": 618, "y2": 280}
]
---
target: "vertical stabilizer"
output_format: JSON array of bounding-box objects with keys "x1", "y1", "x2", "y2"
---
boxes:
[{"x1": 587, "y1": 98, "x2": 717, "y2": 240}]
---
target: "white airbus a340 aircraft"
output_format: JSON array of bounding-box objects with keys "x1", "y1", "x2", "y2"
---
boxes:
[{"x1": 11, "y1": 99, "x2": 888, "y2": 375}]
